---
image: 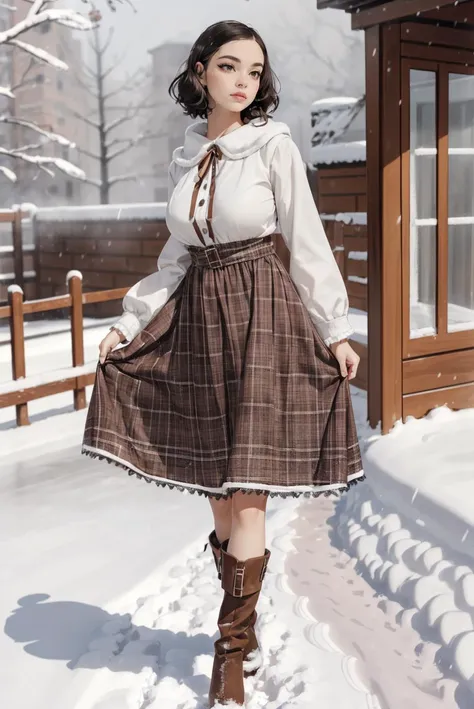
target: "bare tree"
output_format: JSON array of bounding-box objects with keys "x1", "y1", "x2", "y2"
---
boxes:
[
  {"x1": 0, "y1": 0, "x2": 135, "y2": 192},
  {"x1": 68, "y1": 13, "x2": 160, "y2": 204}
]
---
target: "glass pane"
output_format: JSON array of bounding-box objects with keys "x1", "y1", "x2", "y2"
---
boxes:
[
  {"x1": 409, "y1": 70, "x2": 437, "y2": 338},
  {"x1": 448, "y1": 73, "x2": 474, "y2": 333}
]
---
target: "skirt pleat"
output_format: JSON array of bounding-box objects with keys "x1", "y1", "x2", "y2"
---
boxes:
[{"x1": 82, "y1": 235, "x2": 364, "y2": 499}]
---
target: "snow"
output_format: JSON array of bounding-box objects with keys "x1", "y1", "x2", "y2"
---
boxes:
[
  {"x1": 348, "y1": 275, "x2": 368, "y2": 285},
  {"x1": 0, "y1": 165, "x2": 16, "y2": 181},
  {"x1": 2, "y1": 312, "x2": 474, "y2": 707},
  {"x1": 0, "y1": 243, "x2": 35, "y2": 254},
  {"x1": 67, "y1": 270, "x2": 83, "y2": 282},
  {"x1": 0, "y1": 115, "x2": 76, "y2": 147},
  {"x1": 35, "y1": 202, "x2": 168, "y2": 222},
  {"x1": 311, "y1": 140, "x2": 366, "y2": 165},
  {"x1": 7, "y1": 283, "x2": 23, "y2": 294},
  {"x1": 348, "y1": 307, "x2": 367, "y2": 346},
  {"x1": 0, "y1": 269, "x2": 36, "y2": 282},
  {"x1": 0, "y1": 361, "x2": 97, "y2": 395},
  {"x1": 348, "y1": 250, "x2": 367, "y2": 261},
  {"x1": 311, "y1": 96, "x2": 360, "y2": 108},
  {"x1": 339, "y1": 406, "x2": 474, "y2": 700},
  {"x1": 321, "y1": 211, "x2": 367, "y2": 225}
]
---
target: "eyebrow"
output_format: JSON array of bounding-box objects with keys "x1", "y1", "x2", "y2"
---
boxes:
[{"x1": 217, "y1": 54, "x2": 264, "y2": 69}]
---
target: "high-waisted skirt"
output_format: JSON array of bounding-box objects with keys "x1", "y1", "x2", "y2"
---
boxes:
[{"x1": 82, "y1": 235, "x2": 365, "y2": 499}]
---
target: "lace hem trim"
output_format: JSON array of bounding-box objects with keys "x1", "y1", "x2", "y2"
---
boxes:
[{"x1": 81, "y1": 447, "x2": 366, "y2": 501}]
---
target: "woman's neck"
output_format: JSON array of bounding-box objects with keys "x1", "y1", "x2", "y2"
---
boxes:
[{"x1": 206, "y1": 112, "x2": 244, "y2": 140}]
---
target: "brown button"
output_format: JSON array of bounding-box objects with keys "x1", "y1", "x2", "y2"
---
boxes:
[
  {"x1": 199, "y1": 199, "x2": 205, "y2": 206},
  {"x1": 203, "y1": 228, "x2": 208, "y2": 234}
]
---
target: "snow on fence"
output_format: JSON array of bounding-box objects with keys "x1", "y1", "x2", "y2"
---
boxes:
[{"x1": 0, "y1": 273, "x2": 127, "y2": 426}]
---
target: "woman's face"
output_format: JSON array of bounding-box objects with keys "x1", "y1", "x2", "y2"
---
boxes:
[{"x1": 196, "y1": 39, "x2": 264, "y2": 116}]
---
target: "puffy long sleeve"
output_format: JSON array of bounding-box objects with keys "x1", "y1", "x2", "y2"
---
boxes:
[
  {"x1": 269, "y1": 136, "x2": 354, "y2": 346},
  {"x1": 112, "y1": 164, "x2": 192, "y2": 343}
]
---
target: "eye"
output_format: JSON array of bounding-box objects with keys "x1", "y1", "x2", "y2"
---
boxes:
[
  {"x1": 218, "y1": 63, "x2": 234, "y2": 71},
  {"x1": 251, "y1": 71, "x2": 262, "y2": 79}
]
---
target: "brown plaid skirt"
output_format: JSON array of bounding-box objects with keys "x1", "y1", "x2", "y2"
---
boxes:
[{"x1": 82, "y1": 235, "x2": 364, "y2": 499}]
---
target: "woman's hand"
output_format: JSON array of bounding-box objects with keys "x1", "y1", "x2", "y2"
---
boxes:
[
  {"x1": 329, "y1": 338, "x2": 360, "y2": 380},
  {"x1": 98, "y1": 328, "x2": 124, "y2": 364}
]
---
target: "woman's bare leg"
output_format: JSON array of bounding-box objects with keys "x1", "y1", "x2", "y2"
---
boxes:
[
  {"x1": 228, "y1": 491, "x2": 268, "y2": 560},
  {"x1": 208, "y1": 496, "x2": 233, "y2": 543}
]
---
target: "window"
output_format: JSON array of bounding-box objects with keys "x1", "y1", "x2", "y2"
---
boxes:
[
  {"x1": 57, "y1": 78, "x2": 63, "y2": 91},
  {"x1": 35, "y1": 73, "x2": 45, "y2": 85},
  {"x1": 66, "y1": 181, "x2": 74, "y2": 199},
  {"x1": 405, "y1": 66, "x2": 474, "y2": 349},
  {"x1": 409, "y1": 70, "x2": 437, "y2": 339},
  {"x1": 447, "y1": 74, "x2": 474, "y2": 333},
  {"x1": 40, "y1": 22, "x2": 50, "y2": 34}
]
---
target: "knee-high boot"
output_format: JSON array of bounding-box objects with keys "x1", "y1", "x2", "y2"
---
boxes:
[
  {"x1": 206, "y1": 530, "x2": 262, "y2": 677},
  {"x1": 208, "y1": 541, "x2": 271, "y2": 708}
]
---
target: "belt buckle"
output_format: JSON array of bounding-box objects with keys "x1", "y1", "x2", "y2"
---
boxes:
[{"x1": 204, "y1": 243, "x2": 222, "y2": 268}]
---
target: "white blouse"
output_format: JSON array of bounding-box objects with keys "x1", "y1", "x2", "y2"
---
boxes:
[{"x1": 113, "y1": 117, "x2": 354, "y2": 346}]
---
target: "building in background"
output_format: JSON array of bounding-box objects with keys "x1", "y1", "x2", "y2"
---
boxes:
[
  {"x1": 147, "y1": 41, "x2": 192, "y2": 202},
  {"x1": 9, "y1": 9, "x2": 91, "y2": 206}
]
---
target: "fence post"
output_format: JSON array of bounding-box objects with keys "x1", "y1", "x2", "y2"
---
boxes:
[
  {"x1": 12, "y1": 207, "x2": 24, "y2": 294},
  {"x1": 68, "y1": 271, "x2": 86, "y2": 410},
  {"x1": 8, "y1": 285, "x2": 29, "y2": 426}
]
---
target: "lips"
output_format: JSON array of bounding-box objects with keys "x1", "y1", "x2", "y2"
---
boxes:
[{"x1": 231, "y1": 93, "x2": 247, "y2": 100}]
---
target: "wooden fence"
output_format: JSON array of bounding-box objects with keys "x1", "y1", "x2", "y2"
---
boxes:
[
  {"x1": 0, "y1": 274, "x2": 127, "y2": 426},
  {"x1": 0, "y1": 208, "x2": 36, "y2": 303},
  {"x1": 323, "y1": 219, "x2": 368, "y2": 312}
]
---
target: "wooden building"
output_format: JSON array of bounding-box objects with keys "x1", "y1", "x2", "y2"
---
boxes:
[{"x1": 317, "y1": 0, "x2": 474, "y2": 433}]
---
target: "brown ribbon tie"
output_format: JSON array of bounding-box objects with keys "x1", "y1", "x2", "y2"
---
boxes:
[{"x1": 189, "y1": 144, "x2": 223, "y2": 246}]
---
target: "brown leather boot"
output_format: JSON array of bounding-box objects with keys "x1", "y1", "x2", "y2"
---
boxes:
[
  {"x1": 206, "y1": 530, "x2": 262, "y2": 677},
  {"x1": 208, "y1": 542, "x2": 271, "y2": 708}
]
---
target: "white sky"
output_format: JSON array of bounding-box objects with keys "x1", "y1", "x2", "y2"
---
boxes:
[{"x1": 74, "y1": 0, "x2": 284, "y2": 73}]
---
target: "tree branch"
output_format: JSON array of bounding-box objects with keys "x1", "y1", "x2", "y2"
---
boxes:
[
  {"x1": 75, "y1": 145, "x2": 101, "y2": 162},
  {"x1": 106, "y1": 132, "x2": 164, "y2": 161},
  {"x1": 0, "y1": 115, "x2": 75, "y2": 147}
]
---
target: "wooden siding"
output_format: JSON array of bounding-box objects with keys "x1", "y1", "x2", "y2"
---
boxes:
[
  {"x1": 36, "y1": 219, "x2": 170, "y2": 319},
  {"x1": 310, "y1": 165, "x2": 367, "y2": 215}
]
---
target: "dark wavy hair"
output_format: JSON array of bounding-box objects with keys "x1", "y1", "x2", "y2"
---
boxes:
[{"x1": 168, "y1": 20, "x2": 280, "y2": 124}]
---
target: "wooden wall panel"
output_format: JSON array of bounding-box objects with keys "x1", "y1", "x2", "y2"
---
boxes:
[
  {"x1": 349, "y1": 338, "x2": 368, "y2": 391},
  {"x1": 403, "y1": 382, "x2": 474, "y2": 419},
  {"x1": 365, "y1": 23, "x2": 383, "y2": 428},
  {"x1": 36, "y1": 219, "x2": 170, "y2": 319},
  {"x1": 403, "y1": 349, "x2": 474, "y2": 394},
  {"x1": 315, "y1": 165, "x2": 367, "y2": 216},
  {"x1": 380, "y1": 23, "x2": 403, "y2": 433},
  {"x1": 318, "y1": 194, "x2": 358, "y2": 214}
]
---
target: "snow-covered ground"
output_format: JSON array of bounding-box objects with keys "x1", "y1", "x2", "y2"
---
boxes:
[{"x1": 2, "y1": 322, "x2": 474, "y2": 708}]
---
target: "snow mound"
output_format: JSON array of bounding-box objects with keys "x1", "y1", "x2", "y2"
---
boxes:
[{"x1": 336, "y1": 409, "x2": 474, "y2": 698}]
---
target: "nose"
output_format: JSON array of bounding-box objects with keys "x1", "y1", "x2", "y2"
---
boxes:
[{"x1": 236, "y1": 75, "x2": 248, "y2": 89}]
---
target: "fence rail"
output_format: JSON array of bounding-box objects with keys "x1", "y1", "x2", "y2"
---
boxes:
[
  {"x1": 0, "y1": 208, "x2": 32, "y2": 296},
  {"x1": 0, "y1": 273, "x2": 127, "y2": 426}
]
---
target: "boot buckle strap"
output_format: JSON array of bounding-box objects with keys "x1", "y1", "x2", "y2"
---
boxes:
[
  {"x1": 233, "y1": 566, "x2": 245, "y2": 597},
  {"x1": 217, "y1": 554, "x2": 223, "y2": 580},
  {"x1": 259, "y1": 555, "x2": 269, "y2": 582}
]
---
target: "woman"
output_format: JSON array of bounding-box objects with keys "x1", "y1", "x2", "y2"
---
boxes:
[{"x1": 82, "y1": 19, "x2": 364, "y2": 707}]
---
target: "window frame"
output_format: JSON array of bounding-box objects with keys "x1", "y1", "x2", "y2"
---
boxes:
[{"x1": 402, "y1": 58, "x2": 474, "y2": 359}]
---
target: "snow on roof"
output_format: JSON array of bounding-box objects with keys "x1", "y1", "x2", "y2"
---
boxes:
[
  {"x1": 311, "y1": 96, "x2": 359, "y2": 108},
  {"x1": 310, "y1": 95, "x2": 366, "y2": 165},
  {"x1": 311, "y1": 141, "x2": 366, "y2": 166},
  {"x1": 35, "y1": 203, "x2": 168, "y2": 223}
]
